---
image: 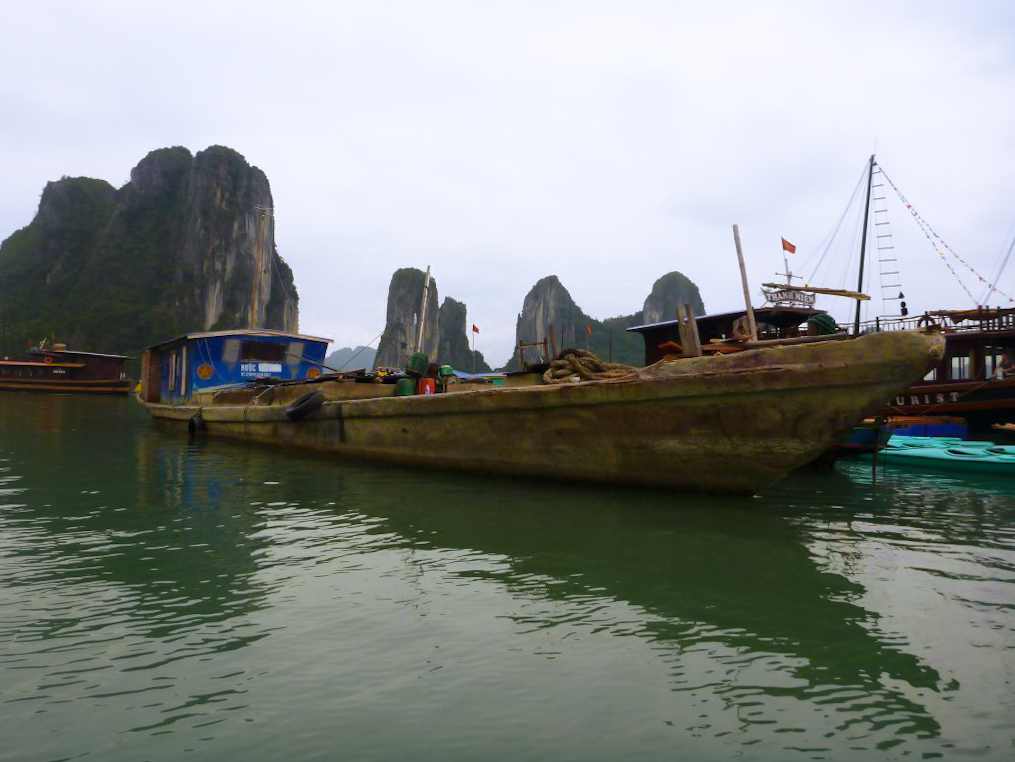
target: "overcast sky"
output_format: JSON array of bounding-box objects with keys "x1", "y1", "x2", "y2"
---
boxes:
[{"x1": 2, "y1": 1, "x2": 1014, "y2": 364}]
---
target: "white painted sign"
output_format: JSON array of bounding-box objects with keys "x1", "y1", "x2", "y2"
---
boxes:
[{"x1": 240, "y1": 362, "x2": 284, "y2": 377}]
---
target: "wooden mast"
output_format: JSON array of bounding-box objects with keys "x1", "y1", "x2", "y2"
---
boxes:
[{"x1": 853, "y1": 154, "x2": 875, "y2": 335}]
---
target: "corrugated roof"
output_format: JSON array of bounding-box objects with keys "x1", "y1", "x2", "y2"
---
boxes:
[
  {"x1": 147, "y1": 329, "x2": 332, "y2": 350},
  {"x1": 626, "y1": 306, "x2": 822, "y2": 333},
  {"x1": 39, "y1": 350, "x2": 129, "y2": 360}
]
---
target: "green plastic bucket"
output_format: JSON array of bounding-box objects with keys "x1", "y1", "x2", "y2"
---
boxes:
[
  {"x1": 394, "y1": 378, "x2": 416, "y2": 396},
  {"x1": 406, "y1": 352, "x2": 428, "y2": 377}
]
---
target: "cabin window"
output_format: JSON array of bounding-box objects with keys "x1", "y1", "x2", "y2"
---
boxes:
[
  {"x1": 180, "y1": 346, "x2": 187, "y2": 397},
  {"x1": 169, "y1": 351, "x2": 177, "y2": 391},
  {"x1": 985, "y1": 346, "x2": 1006, "y2": 378},
  {"x1": 241, "y1": 341, "x2": 286, "y2": 363},
  {"x1": 286, "y1": 341, "x2": 304, "y2": 366},
  {"x1": 222, "y1": 339, "x2": 241, "y2": 363},
  {"x1": 950, "y1": 354, "x2": 971, "y2": 381}
]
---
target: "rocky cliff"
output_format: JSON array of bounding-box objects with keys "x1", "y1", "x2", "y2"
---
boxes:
[
  {"x1": 504, "y1": 271, "x2": 705, "y2": 369},
  {"x1": 0, "y1": 145, "x2": 298, "y2": 355},
  {"x1": 641, "y1": 271, "x2": 705, "y2": 324},
  {"x1": 325, "y1": 345, "x2": 377, "y2": 372},
  {"x1": 514, "y1": 275, "x2": 585, "y2": 354},
  {"x1": 374, "y1": 269, "x2": 493, "y2": 371},
  {"x1": 374, "y1": 268, "x2": 441, "y2": 368},
  {"x1": 437, "y1": 297, "x2": 490, "y2": 373}
]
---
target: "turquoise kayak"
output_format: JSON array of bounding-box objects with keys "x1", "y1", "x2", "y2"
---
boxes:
[
  {"x1": 871, "y1": 443, "x2": 1015, "y2": 475},
  {"x1": 887, "y1": 435, "x2": 994, "y2": 450}
]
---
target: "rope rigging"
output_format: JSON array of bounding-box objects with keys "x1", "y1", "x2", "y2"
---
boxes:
[
  {"x1": 803, "y1": 159, "x2": 869, "y2": 285},
  {"x1": 877, "y1": 164, "x2": 1014, "y2": 305},
  {"x1": 982, "y1": 228, "x2": 1015, "y2": 305}
]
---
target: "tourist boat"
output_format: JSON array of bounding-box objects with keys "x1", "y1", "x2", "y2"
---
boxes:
[
  {"x1": 859, "y1": 308, "x2": 1015, "y2": 431},
  {"x1": 0, "y1": 342, "x2": 130, "y2": 394},
  {"x1": 136, "y1": 327, "x2": 944, "y2": 493},
  {"x1": 802, "y1": 154, "x2": 1015, "y2": 431}
]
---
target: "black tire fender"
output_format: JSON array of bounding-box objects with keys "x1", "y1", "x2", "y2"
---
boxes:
[{"x1": 285, "y1": 391, "x2": 325, "y2": 421}]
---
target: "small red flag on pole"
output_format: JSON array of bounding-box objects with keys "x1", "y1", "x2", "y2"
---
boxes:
[
  {"x1": 470, "y1": 324, "x2": 479, "y2": 373},
  {"x1": 781, "y1": 237, "x2": 796, "y2": 254}
]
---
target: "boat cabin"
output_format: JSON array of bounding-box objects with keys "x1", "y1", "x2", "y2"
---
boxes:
[
  {"x1": 627, "y1": 306, "x2": 825, "y2": 365},
  {"x1": 862, "y1": 308, "x2": 1015, "y2": 383},
  {"x1": 853, "y1": 308, "x2": 1015, "y2": 427},
  {"x1": 139, "y1": 330, "x2": 331, "y2": 405},
  {"x1": 0, "y1": 343, "x2": 130, "y2": 394}
]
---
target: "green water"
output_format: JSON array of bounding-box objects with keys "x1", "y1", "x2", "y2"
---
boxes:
[{"x1": 1, "y1": 394, "x2": 1013, "y2": 761}]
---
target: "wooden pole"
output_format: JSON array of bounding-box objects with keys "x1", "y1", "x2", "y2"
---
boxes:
[
  {"x1": 548, "y1": 322, "x2": 558, "y2": 360},
  {"x1": 416, "y1": 265, "x2": 431, "y2": 354},
  {"x1": 677, "y1": 304, "x2": 702, "y2": 357},
  {"x1": 732, "y1": 224, "x2": 759, "y2": 342}
]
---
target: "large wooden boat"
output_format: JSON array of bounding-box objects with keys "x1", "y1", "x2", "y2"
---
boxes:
[
  {"x1": 0, "y1": 343, "x2": 130, "y2": 394},
  {"x1": 137, "y1": 328, "x2": 944, "y2": 493}
]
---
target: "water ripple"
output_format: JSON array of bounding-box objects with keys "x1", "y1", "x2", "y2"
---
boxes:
[{"x1": 2, "y1": 400, "x2": 1015, "y2": 761}]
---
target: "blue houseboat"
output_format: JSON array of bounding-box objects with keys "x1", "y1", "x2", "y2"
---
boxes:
[{"x1": 139, "y1": 329, "x2": 331, "y2": 405}]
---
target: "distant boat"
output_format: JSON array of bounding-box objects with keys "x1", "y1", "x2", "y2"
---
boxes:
[
  {"x1": 136, "y1": 327, "x2": 944, "y2": 494},
  {"x1": 0, "y1": 342, "x2": 130, "y2": 394}
]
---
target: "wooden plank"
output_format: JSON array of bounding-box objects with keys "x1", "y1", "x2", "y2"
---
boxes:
[
  {"x1": 740, "y1": 333, "x2": 850, "y2": 348},
  {"x1": 761, "y1": 283, "x2": 871, "y2": 301}
]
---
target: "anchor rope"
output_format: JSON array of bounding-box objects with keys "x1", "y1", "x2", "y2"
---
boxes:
[{"x1": 542, "y1": 349, "x2": 638, "y2": 384}]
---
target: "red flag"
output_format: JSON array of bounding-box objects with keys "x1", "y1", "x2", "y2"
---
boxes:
[
  {"x1": 585, "y1": 324, "x2": 593, "y2": 337},
  {"x1": 471, "y1": 324, "x2": 479, "y2": 333},
  {"x1": 781, "y1": 237, "x2": 796, "y2": 254}
]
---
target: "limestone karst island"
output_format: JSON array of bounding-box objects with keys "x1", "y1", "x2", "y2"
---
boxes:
[{"x1": 3, "y1": 4, "x2": 1014, "y2": 756}]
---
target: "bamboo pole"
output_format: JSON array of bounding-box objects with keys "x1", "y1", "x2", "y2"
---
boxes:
[{"x1": 732, "y1": 225, "x2": 758, "y2": 342}]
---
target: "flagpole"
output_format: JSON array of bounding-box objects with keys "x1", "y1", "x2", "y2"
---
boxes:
[{"x1": 471, "y1": 329, "x2": 476, "y2": 374}]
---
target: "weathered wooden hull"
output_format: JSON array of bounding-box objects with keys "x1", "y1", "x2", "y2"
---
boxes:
[
  {"x1": 140, "y1": 331, "x2": 944, "y2": 493},
  {"x1": 0, "y1": 379, "x2": 132, "y2": 394}
]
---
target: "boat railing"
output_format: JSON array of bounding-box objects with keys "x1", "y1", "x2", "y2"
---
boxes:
[{"x1": 846, "y1": 308, "x2": 1015, "y2": 336}]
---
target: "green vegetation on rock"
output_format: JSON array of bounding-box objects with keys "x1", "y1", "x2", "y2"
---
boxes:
[{"x1": 0, "y1": 146, "x2": 298, "y2": 357}]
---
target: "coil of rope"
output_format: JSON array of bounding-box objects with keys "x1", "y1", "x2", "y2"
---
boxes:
[{"x1": 542, "y1": 349, "x2": 638, "y2": 384}]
